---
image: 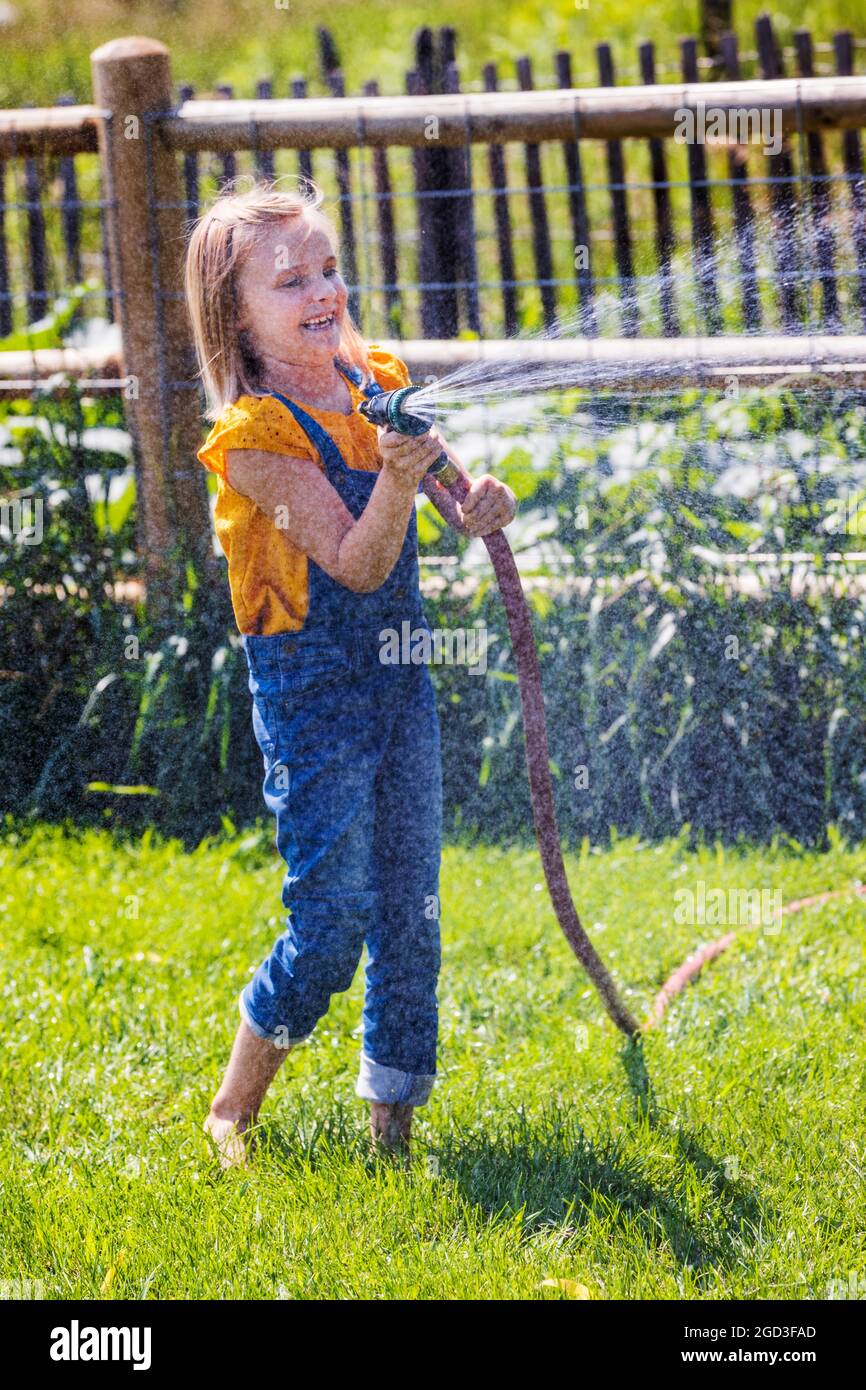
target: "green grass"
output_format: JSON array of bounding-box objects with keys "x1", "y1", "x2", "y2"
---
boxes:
[{"x1": 1, "y1": 819, "x2": 864, "y2": 1299}]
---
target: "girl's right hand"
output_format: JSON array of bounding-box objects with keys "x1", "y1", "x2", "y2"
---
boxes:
[{"x1": 377, "y1": 424, "x2": 446, "y2": 489}]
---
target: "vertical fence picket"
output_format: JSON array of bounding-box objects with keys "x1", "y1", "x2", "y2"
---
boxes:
[
  {"x1": 317, "y1": 26, "x2": 340, "y2": 83},
  {"x1": 555, "y1": 50, "x2": 596, "y2": 336},
  {"x1": 414, "y1": 27, "x2": 438, "y2": 337},
  {"x1": 0, "y1": 156, "x2": 10, "y2": 336},
  {"x1": 21, "y1": 104, "x2": 48, "y2": 324},
  {"x1": 794, "y1": 30, "x2": 840, "y2": 331},
  {"x1": 438, "y1": 26, "x2": 456, "y2": 76},
  {"x1": 755, "y1": 14, "x2": 805, "y2": 330},
  {"x1": 679, "y1": 39, "x2": 723, "y2": 334},
  {"x1": 409, "y1": 31, "x2": 452, "y2": 336},
  {"x1": 254, "y1": 80, "x2": 276, "y2": 182},
  {"x1": 443, "y1": 56, "x2": 481, "y2": 333},
  {"x1": 638, "y1": 42, "x2": 678, "y2": 335},
  {"x1": 596, "y1": 43, "x2": 638, "y2": 336},
  {"x1": 834, "y1": 30, "x2": 866, "y2": 331},
  {"x1": 290, "y1": 79, "x2": 315, "y2": 186},
  {"x1": 429, "y1": 26, "x2": 462, "y2": 336},
  {"x1": 419, "y1": 27, "x2": 458, "y2": 336},
  {"x1": 701, "y1": 0, "x2": 732, "y2": 68},
  {"x1": 406, "y1": 67, "x2": 434, "y2": 337},
  {"x1": 720, "y1": 31, "x2": 761, "y2": 330},
  {"x1": 214, "y1": 84, "x2": 237, "y2": 189},
  {"x1": 178, "y1": 84, "x2": 200, "y2": 222},
  {"x1": 324, "y1": 69, "x2": 361, "y2": 328},
  {"x1": 482, "y1": 62, "x2": 518, "y2": 337},
  {"x1": 362, "y1": 79, "x2": 401, "y2": 334},
  {"x1": 315, "y1": 24, "x2": 341, "y2": 205},
  {"x1": 431, "y1": 27, "x2": 465, "y2": 335},
  {"x1": 55, "y1": 95, "x2": 83, "y2": 298},
  {"x1": 97, "y1": 136, "x2": 115, "y2": 325},
  {"x1": 516, "y1": 55, "x2": 557, "y2": 331}
]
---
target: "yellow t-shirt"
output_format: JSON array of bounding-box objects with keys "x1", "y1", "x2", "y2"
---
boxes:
[{"x1": 197, "y1": 344, "x2": 411, "y2": 635}]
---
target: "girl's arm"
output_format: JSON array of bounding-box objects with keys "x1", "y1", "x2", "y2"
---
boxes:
[{"x1": 226, "y1": 426, "x2": 441, "y2": 593}]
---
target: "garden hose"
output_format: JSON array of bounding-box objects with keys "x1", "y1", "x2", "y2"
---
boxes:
[{"x1": 360, "y1": 385, "x2": 640, "y2": 1037}]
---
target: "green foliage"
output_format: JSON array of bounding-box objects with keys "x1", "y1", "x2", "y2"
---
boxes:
[
  {"x1": 0, "y1": 284, "x2": 93, "y2": 352},
  {"x1": 0, "y1": 384, "x2": 248, "y2": 844},
  {"x1": 3, "y1": 382, "x2": 866, "y2": 847},
  {"x1": 422, "y1": 386, "x2": 866, "y2": 848}
]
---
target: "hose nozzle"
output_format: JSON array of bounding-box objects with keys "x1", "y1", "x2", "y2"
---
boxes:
[{"x1": 359, "y1": 385, "x2": 459, "y2": 484}]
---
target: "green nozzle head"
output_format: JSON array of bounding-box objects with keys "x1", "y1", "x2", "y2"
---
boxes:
[
  {"x1": 359, "y1": 382, "x2": 458, "y2": 485},
  {"x1": 358, "y1": 385, "x2": 432, "y2": 435}
]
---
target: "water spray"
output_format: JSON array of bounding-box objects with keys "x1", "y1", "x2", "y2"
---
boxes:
[{"x1": 360, "y1": 382, "x2": 640, "y2": 1037}]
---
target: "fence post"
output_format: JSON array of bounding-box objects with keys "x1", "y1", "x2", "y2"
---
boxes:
[{"x1": 90, "y1": 36, "x2": 215, "y2": 623}]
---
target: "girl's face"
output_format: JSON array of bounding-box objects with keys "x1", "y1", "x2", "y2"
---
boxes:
[{"x1": 234, "y1": 214, "x2": 348, "y2": 371}]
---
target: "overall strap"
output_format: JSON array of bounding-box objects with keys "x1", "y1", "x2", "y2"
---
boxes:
[
  {"x1": 267, "y1": 390, "x2": 346, "y2": 483},
  {"x1": 267, "y1": 361, "x2": 392, "y2": 483},
  {"x1": 335, "y1": 357, "x2": 386, "y2": 400}
]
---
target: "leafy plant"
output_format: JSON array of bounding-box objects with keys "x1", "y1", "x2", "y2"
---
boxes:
[{"x1": 3, "y1": 380, "x2": 866, "y2": 847}]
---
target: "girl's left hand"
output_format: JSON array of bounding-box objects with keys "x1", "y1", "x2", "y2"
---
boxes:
[{"x1": 459, "y1": 475, "x2": 517, "y2": 536}]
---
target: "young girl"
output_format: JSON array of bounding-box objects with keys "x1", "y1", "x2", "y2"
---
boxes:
[{"x1": 185, "y1": 178, "x2": 516, "y2": 1167}]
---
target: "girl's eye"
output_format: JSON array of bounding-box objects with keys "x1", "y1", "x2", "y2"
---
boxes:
[{"x1": 279, "y1": 268, "x2": 339, "y2": 289}]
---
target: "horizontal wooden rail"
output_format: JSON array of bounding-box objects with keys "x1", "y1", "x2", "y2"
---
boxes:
[
  {"x1": 0, "y1": 345, "x2": 124, "y2": 379},
  {"x1": 394, "y1": 333, "x2": 866, "y2": 387},
  {"x1": 5, "y1": 335, "x2": 866, "y2": 397},
  {"x1": 6, "y1": 76, "x2": 866, "y2": 159},
  {"x1": 163, "y1": 78, "x2": 866, "y2": 152},
  {"x1": 0, "y1": 106, "x2": 103, "y2": 159}
]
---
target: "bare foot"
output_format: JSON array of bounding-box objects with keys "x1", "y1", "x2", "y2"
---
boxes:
[
  {"x1": 203, "y1": 1108, "x2": 255, "y2": 1170},
  {"x1": 201, "y1": 1017, "x2": 300, "y2": 1170},
  {"x1": 369, "y1": 1101, "x2": 413, "y2": 1162}
]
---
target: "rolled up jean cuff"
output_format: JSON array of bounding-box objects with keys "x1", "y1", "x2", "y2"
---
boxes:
[
  {"x1": 355, "y1": 1050, "x2": 436, "y2": 1106},
  {"x1": 238, "y1": 986, "x2": 313, "y2": 1049}
]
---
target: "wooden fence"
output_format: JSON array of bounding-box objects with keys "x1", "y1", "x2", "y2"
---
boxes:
[
  {"x1": 4, "y1": 20, "x2": 866, "y2": 612},
  {"x1": 2, "y1": 17, "x2": 866, "y2": 341}
]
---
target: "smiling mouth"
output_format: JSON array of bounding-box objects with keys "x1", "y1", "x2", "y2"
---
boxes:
[{"x1": 301, "y1": 312, "x2": 337, "y2": 331}]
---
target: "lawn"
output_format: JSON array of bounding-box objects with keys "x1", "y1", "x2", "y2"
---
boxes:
[{"x1": 1, "y1": 819, "x2": 863, "y2": 1299}]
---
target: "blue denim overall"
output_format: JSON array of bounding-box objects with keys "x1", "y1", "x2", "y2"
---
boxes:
[{"x1": 239, "y1": 359, "x2": 443, "y2": 1106}]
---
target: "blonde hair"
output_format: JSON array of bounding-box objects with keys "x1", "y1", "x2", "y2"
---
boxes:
[{"x1": 184, "y1": 175, "x2": 374, "y2": 421}]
